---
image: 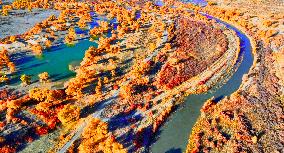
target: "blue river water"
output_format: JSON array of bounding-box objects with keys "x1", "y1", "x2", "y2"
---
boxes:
[
  {"x1": 150, "y1": 15, "x2": 253, "y2": 153},
  {"x1": 1, "y1": 2, "x2": 253, "y2": 153}
]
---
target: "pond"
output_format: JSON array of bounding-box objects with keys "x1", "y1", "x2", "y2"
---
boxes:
[
  {"x1": 3, "y1": 15, "x2": 117, "y2": 87},
  {"x1": 7, "y1": 40, "x2": 97, "y2": 86}
]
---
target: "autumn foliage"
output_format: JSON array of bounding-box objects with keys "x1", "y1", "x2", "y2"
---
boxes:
[
  {"x1": 156, "y1": 17, "x2": 228, "y2": 89},
  {"x1": 0, "y1": 49, "x2": 16, "y2": 73},
  {"x1": 38, "y1": 72, "x2": 49, "y2": 83},
  {"x1": 78, "y1": 118, "x2": 126, "y2": 153},
  {"x1": 20, "y1": 74, "x2": 31, "y2": 85},
  {"x1": 57, "y1": 104, "x2": 80, "y2": 125}
]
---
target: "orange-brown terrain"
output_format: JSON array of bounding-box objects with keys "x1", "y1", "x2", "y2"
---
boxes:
[
  {"x1": 186, "y1": 0, "x2": 284, "y2": 152},
  {"x1": 0, "y1": 0, "x2": 283, "y2": 153}
]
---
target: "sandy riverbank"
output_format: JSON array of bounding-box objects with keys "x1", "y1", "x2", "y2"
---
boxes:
[{"x1": 186, "y1": 1, "x2": 284, "y2": 152}]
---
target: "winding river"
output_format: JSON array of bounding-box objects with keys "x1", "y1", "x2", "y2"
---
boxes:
[
  {"x1": 150, "y1": 14, "x2": 253, "y2": 153},
  {"x1": 9, "y1": 2, "x2": 254, "y2": 153}
]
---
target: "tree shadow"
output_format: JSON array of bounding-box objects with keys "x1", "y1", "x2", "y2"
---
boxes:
[
  {"x1": 108, "y1": 110, "x2": 142, "y2": 132},
  {"x1": 212, "y1": 95, "x2": 224, "y2": 103},
  {"x1": 17, "y1": 62, "x2": 48, "y2": 72},
  {"x1": 51, "y1": 73, "x2": 75, "y2": 82},
  {"x1": 121, "y1": 46, "x2": 140, "y2": 52},
  {"x1": 80, "y1": 94, "x2": 118, "y2": 118},
  {"x1": 10, "y1": 52, "x2": 34, "y2": 66},
  {"x1": 4, "y1": 124, "x2": 36, "y2": 152},
  {"x1": 148, "y1": 61, "x2": 163, "y2": 75},
  {"x1": 115, "y1": 128, "x2": 136, "y2": 151}
]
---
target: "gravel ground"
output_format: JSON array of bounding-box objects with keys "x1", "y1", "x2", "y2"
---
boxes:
[{"x1": 0, "y1": 8, "x2": 60, "y2": 39}]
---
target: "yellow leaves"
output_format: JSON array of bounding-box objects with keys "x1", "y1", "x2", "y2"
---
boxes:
[
  {"x1": 97, "y1": 77, "x2": 102, "y2": 87},
  {"x1": 28, "y1": 5, "x2": 32, "y2": 12},
  {"x1": 148, "y1": 20, "x2": 165, "y2": 36},
  {"x1": 7, "y1": 62, "x2": 15, "y2": 73},
  {"x1": 29, "y1": 87, "x2": 64, "y2": 103},
  {"x1": 58, "y1": 104, "x2": 80, "y2": 125},
  {"x1": 149, "y1": 43, "x2": 156, "y2": 51},
  {"x1": 64, "y1": 36, "x2": 73, "y2": 45},
  {"x1": 95, "y1": 85, "x2": 102, "y2": 96},
  {"x1": 257, "y1": 29, "x2": 279, "y2": 43},
  {"x1": 98, "y1": 37, "x2": 112, "y2": 50},
  {"x1": 35, "y1": 101, "x2": 52, "y2": 112},
  {"x1": 265, "y1": 29, "x2": 278, "y2": 38},
  {"x1": 65, "y1": 78, "x2": 84, "y2": 98},
  {"x1": 65, "y1": 67, "x2": 97, "y2": 98},
  {"x1": 144, "y1": 1, "x2": 153, "y2": 10},
  {"x1": 1, "y1": 8, "x2": 9, "y2": 16},
  {"x1": 77, "y1": 18, "x2": 87, "y2": 29},
  {"x1": 262, "y1": 20, "x2": 272, "y2": 27},
  {"x1": 262, "y1": 20, "x2": 278, "y2": 28},
  {"x1": 84, "y1": 46, "x2": 96, "y2": 58},
  {"x1": 0, "y1": 48, "x2": 9, "y2": 61},
  {"x1": 9, "y1": 36, "x2": 16, "y2": 42},
  {"x1": 78, "y1": 118, "x2": 126, "y2": 153},
  {"x1": 164, "y1": 43, "x2": 171, "y2": 51},
  {"x1": 20, "y1": 74, "x2": 31, "y2": 85},
  {"x1": 57, "y1": 14, "x2": 67, "y2": 24},
  {"x1": 31, "y1": 44, "x2": 43, "y2": 55},
  {"x1": 208, "y1": 1, "x2": 217, "y2": 6},
  {"x1": 45, "y1": 39, "x2": 52, "y2": 48},
  {"x1": 29, "y1": 88, "x2": 48, "y2": 102},
  {"x1": 12, "y1": 0, "x2": 32, "y2": 10},
  {"x1": 99, "y1": 21, "x2": 109, "y2": 31},
  {"x1": 111, "y1": 69, "x2": 116, "y2": 77},
  {"x1": 106, "y1": 12, "x2": 114, "y2": 20},
  {"x1": 0, "y1": 48, "x2": 16, "y2": 73},
  {"x1": 109, "y1": 45, "x2": 120, "y2": 54},
  {"x1": 0, "y1": 74, "x2": 9, "y2": 83},
  {"x1": 7, "y1": 99, "x2": 23, "y2": 109},
  {"x1": 82, "y1": 13, "x2": 92, "y2": 23},
  {"x1": 131, "y1": 21, "x2": 140, "y2": 32},
  {"x1": 168, "y1": 57, "x2": 179, "y2": 65},
  {"x1": 90, "y1": 27, "x2": 104, "y2": 37},
  {"x1": 117, "y1": 27, "x2": 126, "y2": 39},
  {"x1": 94, "y1": 1, "x2": 116, "y2": 15},
  {"x1": 120, "y1": 75, "x2": 150, "y2": 99},
  {"x1": 103, "y1": 77, "x2": 109, "y2": 84},
  {"x1": 251, "y1": 136, "x2": 258, "y2": 144},
  {"x1": 65, "y1": 28, "x2": 77, "y2": 45},
  {"x1": 130, "y1": 61, "x2": 151, "y2": 78},
  {"x1": 38, "y1": 72, "x2": 49, "y2": 83},
  {"x1": 68, "y1": 28, "x2": 76, "y2": 38},
  {"x1": 200, "y1": 98, "x2": 216, "y2": 115},
  {"x1": 47, "y1": 14, "x2": 57, "y2": 21}
]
